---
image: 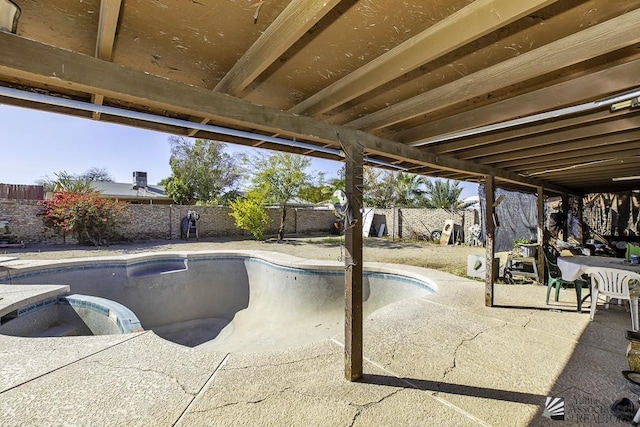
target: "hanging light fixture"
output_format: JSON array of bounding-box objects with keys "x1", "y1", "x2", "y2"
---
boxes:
[{"x1": 0, "y1": 0, "x2": 20, "y2": 34}]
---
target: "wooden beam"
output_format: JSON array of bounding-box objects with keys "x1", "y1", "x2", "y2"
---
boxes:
[
  {"x1": 561, "y1": 195, "x2": 569, "y2": 241},
  {"x1": 216, "y1": 0, "x2": 342, "y2": 96},
  {"x1": 344, "y1": 138, "x2": 363, "y2": 381},
  {"x1": 91, "y1": 0, "x2": 122, "y2": 119},
  {"x1": 457, "y1": 115, "x2": 640, "y2": 161},
  {"x1": 392, "y1": 58, "x2": 640, "y2": 144},
  {"x1": 495, "y1": 130, "x2": 640, "y2": 169},
  {"x1": 432, "y1": 108, "x2": 635, "y2": 156},
  {"x1": 347, "y1": 8, "x2": 640, "y2": 131},
  {"x1": 537, "y1": 187, "x2": 545, "y2": 284},
  {"x1": 528, "y1": 160, "x2": 640, "y2": 180},
  {"x1": 186, "y1": 0, "x2": 343, "y2": 137},
  {"x1": 95, "y1": 0, "x2": 122, "y2": 60},
  {"x1": 577, "y1": 196, "x2": 584, "y2": 243},
  {"x1": 506, "y1": 147, "x2": 640, "y2": 174},
  {"x1": 0, "y1": 32, "x2": 574, "y2": 195},
  {"x1": 291, "y1": 0, "x2": 557, "y2": 117},
  {"x1": 485, "y1": 175, "x2": 495, "y2": 307}
]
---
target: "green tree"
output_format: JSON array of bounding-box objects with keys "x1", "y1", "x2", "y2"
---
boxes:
[
  {"x1": 77, "y1": 167, "x2": 114, "y2": 182},
  {"x1": 165, "y1": 136, "x2": 240, "y2": 204},
  {"x1": 363, "y1": 168, "x2": 394, "y2": 208},
  {"x1": 393, "y1": 172, "x2": 426, "y2": 207},
  {"x1": 364, "y1": 169, "x2": 426, "y2": 208},
  {"x1": 420, "y1": 178, "x2": 463, "y2": 209},
  {"x1": 40, "y1": 170, "x2": 95, "y2": 193},
  {"x1": 160, "y1": 176, "x2": 192, "y2": 205},
  {"x1": 298, "y1": 172, "x2": 337, "y2": 204},
  {"x1": 228, "y1": 189, "x2": 272, "y2": 241},
  {"x1": 247, "y1": 152, "x2": 313, "y2": 241}
]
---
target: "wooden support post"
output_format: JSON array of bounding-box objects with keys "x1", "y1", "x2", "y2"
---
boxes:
[
  {"x1": 561, "y1": 194, "x2": 569, "y2": 241},
  {"x1": 577, "y1": 196, "x2": 584, "y2": 242},
  {"x1": 485, "y1": 175, "x2": 495, "y2": 307},
  {"x1": 344, "y1": 139, "x2": 364, "y2": 382},
  {"x1": 537, "y1": 187, "x2": 545, "y2": 284}
]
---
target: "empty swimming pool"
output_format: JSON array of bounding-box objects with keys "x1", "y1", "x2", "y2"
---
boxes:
[{"x1": 0, "y1": 251, "x2": 435, "y2": 351}]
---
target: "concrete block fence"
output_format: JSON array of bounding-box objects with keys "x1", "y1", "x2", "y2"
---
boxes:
[
  {"x1": 372, "y1": 208, "x2": 478, "y2": 244},
  {"x1": 0, "y1": 200, "x2": 478, "y2": 245}
]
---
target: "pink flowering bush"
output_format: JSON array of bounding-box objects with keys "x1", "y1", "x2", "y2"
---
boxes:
[{"x1": 40, "y1": 190, "x2": 127, "y2": 246}]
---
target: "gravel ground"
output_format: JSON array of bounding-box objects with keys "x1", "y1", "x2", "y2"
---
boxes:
[{"x1": 1, "y1": 235, "x2": 486, "y2": 277}]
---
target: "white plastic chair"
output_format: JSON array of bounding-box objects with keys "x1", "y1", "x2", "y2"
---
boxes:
[{"x1": 584, "y1": 267, "x2": 640, "y2": 331}]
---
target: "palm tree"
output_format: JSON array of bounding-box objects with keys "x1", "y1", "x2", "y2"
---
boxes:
[
  {"x1": 393, "y1": 172, "x2": 426, "y2": 207},
  {"x1": 420, "y1": 179, "x2": 463, "y2": 209}
]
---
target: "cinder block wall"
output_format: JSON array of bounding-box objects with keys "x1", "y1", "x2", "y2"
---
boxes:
[
  {"x1": 372, "y1": 208, "x2": 478, "y2": 244},
  {"x1": 0, "y1": 200, "x2": 63, "y2": 245},
  {"x1": 0, "y1": 200, "x2": 478, "y2": 245}
]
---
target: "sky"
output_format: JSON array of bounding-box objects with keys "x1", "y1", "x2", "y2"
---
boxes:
[{"x1": 0, "y1": 104, "x2": 477, "y2": 199}]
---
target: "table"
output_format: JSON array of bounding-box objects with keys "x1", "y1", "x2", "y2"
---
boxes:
[
  {"x1": 557, "y1": 256, "x2": 640, "y2": 282},
  {"x1": 558, "y1": 255, "x2": 640, "y2": 308}
]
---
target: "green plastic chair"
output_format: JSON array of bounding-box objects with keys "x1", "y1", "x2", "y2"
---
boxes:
[{"x1": 543, "y1": 244, "x2": 590, "y2": 312}]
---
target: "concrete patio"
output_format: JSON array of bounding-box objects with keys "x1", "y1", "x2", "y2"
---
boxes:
[{"x1": 0, "y1": 245, "x2": 635, "y2": 426}]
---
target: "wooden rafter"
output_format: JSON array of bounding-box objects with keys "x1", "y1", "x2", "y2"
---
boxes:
[
  {"x1": 530, "y1": 160, "x2": 640, "y2": 180},
  {"x1": 91, "y1": 0, "x2": 122, "y2": 119},
  {"x1": 0, "y1": 32, "x2": 574, "y2": 195},
  {"x1": 433, "y1": 109, "x2": 635, "y2": 155},
  {"x1": 290, "y1": 0, "x2": 558, "y2": 117},
  {"x1": 347, "y1": 8, "x2": 640, "y2": 131},
  {"x1": 216, "y1": 0, "x2": 342, "y2": 96},
  {"x1": 457, "y1": 115, "x2": 640, "y2": 160},
  {"x1": 496, "y1": 132, "x2": 640, "y2": 169},
  {"x1": 95, "y1": 0, "x2": 122, "y2": 60},
  {"x1": 391, "y1": 58, "x2": 640, "y2": 144},
  {"x1": 188, "y1": 0, "x2": 341, "y2": 137}
]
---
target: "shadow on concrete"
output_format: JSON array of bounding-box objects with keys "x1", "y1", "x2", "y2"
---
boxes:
[
  {"x1": 527, "y1": 304, "x2": 633, "y2": 426},
  {"x1": 361, "y1": 374, "x2": 545, "y2": 405}
]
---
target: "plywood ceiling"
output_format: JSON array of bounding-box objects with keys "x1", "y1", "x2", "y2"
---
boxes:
[{"x1": 1, "y1": 0, "x2": 639, "y2": 195}]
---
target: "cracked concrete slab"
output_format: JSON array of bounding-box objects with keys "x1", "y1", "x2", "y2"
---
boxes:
[
  {"x1": 351, "y1": 386, "x2": 480, "y2": 427},
  {"x1": 0, "y1": 332, "x2": 227, "y2": 426},
  {"x1": 179, "y1": 340, "x2": 478, "y2": 427},
  {"x1": 0, "y1": 333, "x2": 135, "y2": 392},
  {"x1": 360, "y1": 297, "x2": 595, "y2": 425},
  {"x1": 413, "y1": 271, "x2": 591, "y2": 341}
]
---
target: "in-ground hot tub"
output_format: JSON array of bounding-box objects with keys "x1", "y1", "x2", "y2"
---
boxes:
[{"x1": 0, "y1": 251, "x2": 435, "y2": 351}]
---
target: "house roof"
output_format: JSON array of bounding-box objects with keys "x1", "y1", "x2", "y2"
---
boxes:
[
  {"x1": 91, "y1": 181, "x2": 171, "y2": 202},
  {"x1": 1, "y1": 1, "x2": 639, "y2": 196}
]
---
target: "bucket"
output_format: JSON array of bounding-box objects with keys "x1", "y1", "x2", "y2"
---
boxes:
[{"x1": 519, "y1": 244, "x2": 537, "y2": 258}]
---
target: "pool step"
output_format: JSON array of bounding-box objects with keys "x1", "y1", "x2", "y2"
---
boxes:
[{"x1": 32, "y1": 324, "x2": 80, "y2": 337}]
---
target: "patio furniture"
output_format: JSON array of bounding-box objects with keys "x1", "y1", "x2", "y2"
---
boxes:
[
  {"x1": 557, "y1": 255, "x2": 640, "y2": 282},
  {"x1": 542, "y1": 244, "x2": 589, "y2": 312},
  {"x1": 584, "y1": 267, "x2": 640, "y2": 331}
]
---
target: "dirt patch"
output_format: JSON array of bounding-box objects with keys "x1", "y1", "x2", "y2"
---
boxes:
[{"x1": 1, "y1": 236, "x2": 486, "y2": 277}]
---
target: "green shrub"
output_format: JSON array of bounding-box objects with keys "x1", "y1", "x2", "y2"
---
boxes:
[{"x1": 228, "y1": 190, "x2": 272, "y2": 241}]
